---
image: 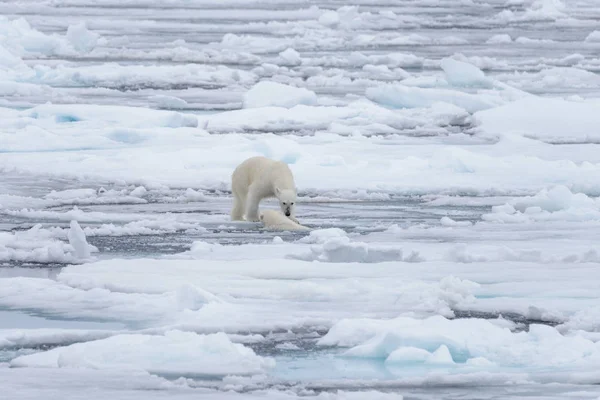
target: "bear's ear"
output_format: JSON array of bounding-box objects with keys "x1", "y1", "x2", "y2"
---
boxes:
[{"x1": 275, "y1": 187, "x2": 281, "y2": 195}]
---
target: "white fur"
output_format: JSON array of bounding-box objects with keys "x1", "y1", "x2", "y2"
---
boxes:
[
  {"x1": 231, "y1": 156, "x2": 297, "y2": 222},
  {"x1": 260, "y1": 210, "x2": 309, "y2": 231}
]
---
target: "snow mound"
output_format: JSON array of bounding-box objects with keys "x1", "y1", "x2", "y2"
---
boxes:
[
  {"x1": 297, "y1": 228, "x2": 348, "y2": 244},
  {"x1": 524, "y1": 0, "x2": 567, "y2": 21},
  {"x1": 66, "y1": 22, "x2": 104, "y2": 53},
  {"x1": 486, "y1": 34, "x2": 512, "y2": 44},
  {"x1": 585, "y1": 31, "x2": 600, "y2": 43},
  {"x1": 243, "y1": 81, "x2": 317, "y2": 109},
  {"x1": 319, "y1": 315, "x2": 600, "y2": 371},
  {"x1": 510, "y1": 185, "x2": 597, "y2": 212},
  {"x1": 11, "y1": 331, "x2": 274, "y2": 377},
  {"x1": 291, "y1": 236, "x2": 422, "y2": 263},
  {"x1": 0, "y1": 43, "x2": 25, "y2": 68},
  {"x1": 483, "y1": 186, "x2": 600, "y2": 223},
  {"x1": 475, "y1": 96, "x2": 600, "y2": 143},
  {"x1": 440, "y1": 216, "x2": 473, "y2": 227},
  {"x1": 318, "y1": 10, "x2": 341, "y2": 27},
  {"x1": 366, "y1": 84, "x2": 498, "y2": 113},
  {"x1": 440, "y1": 58, "x2": 488, "y2": 87},
  {"x1": 278, "y1": 48, "x2": 302, "y2": 66},
  {"x1": 0, "y1": 17, "x2": 67, "y2": 57}
]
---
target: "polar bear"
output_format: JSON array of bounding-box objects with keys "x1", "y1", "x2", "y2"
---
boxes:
[
  {"x1": 260, "y1": 210, "x2": 309, "y2": 231},
  {"x1": 231, "y1": 156, "x2": 298, "y2": 222}
]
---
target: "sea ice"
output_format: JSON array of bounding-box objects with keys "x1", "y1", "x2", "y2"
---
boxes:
[
  {"x1": 1, "y1": 0, "x2": 600, "y2": 396},
  {"x1": 321, "y1": 315, "x2": 600, "y2": 375},
  {"x1": 366, "y1": 84, "x2": 500, "y2": 113},
  {"x1": 440, "y1": 58, "x2": 488, "y2": 87},
  {"x1": 11, "y1": 331, "x2": 275, "y2": 377},
  {"x1": 475, "y1": 96, "x2": 600, "y2": 143},
  {"x1": 66, "y1": 22, "x2": 104, "y2": 53},
  {"x1": 243, "y1": 81, "x2": 318, "y2": 109},
  {"x1": 291, "y1": 235, "x2": 418, "y2": 263},
  {"x1": 483, "y1": 186, "x2": 600, "y2": 223}
]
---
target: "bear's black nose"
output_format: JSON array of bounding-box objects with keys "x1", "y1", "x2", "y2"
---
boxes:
[{"x1": 285, "y1": 211, "x2": 291, "y2": 216}]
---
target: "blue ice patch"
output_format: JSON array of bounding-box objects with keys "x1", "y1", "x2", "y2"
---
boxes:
[{"x1": 55, "y1": 114, "x2": 81, "y2": 123}]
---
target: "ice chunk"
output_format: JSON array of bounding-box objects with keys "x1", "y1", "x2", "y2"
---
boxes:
[
  {"x1": 179, "y1": 188, "x2": 207, "y2": 202},
  {"x1": 440, "y1": 216, "x2": 473, "y2": 227},
  {"x1": 584, "y1": 31, "x2": 600, "y2": 43},
  {"x1": 511, "y1": 186, "x2": 597, "y2": 213},
  {"x1": 486, "y1": 34, "x2": 512, "y2": 44},
  {"x1": 318, "y1": 10, "x2": 341, "y2": 27},
  {"x1": 0, "y1": 43, "x2": 24, "y2": 68},
  {"x1": 66, "y1": 22, "x2": 103, "y2": 53},
  {"x1": 321, "y1": 315, "x2": 600, "y2": 371},
  {"x1": 385, "y1": 347, "x2": 431, "y2": 364},
  {"x1": 483, "y1": 186, "x2": 600, "y2": 223},
  {"x1": 0, "y1": 17, "x2": 66, "y2": 56},
  {"x1": 129, "y1": 186, "x2": 147, "y2": 198},
  {"x1": 0, "y1": 225, "x2": 90, "y2": 264},
  {"x1": 524, "y1": 0, "x2": 567, "y2": 20},
  {"x1": 243, "y1": 81, "x2": 317, "y2": 109},
  {"x1": 275, "y1": 342, "x2": 301, "y2": 351},
  {"x1": 292, "y1": 236, "x2": 416, "y2": 263},
  {"x1": 440, "y1": 58, "x2": 488, "y2": 87},
  {"x1": 427, "y1": 344, "x2": 455, "y2": 365},
  {"x1": 175, "y1": 284, "x2": 222, "y2": 311},
  {"x1": 278, "y1": 48, "x2": 301, "y2": 66},
  {"x1": 10, "y1": 331, "x2": 275, "y2": 377},
  {"x1": 297, "y1": 228, "x2": 348, "y2": 244},
  {"x1": 67, "y1": 220, "x2": 92, "y2": 260},
  {"x1": 366, "y1": 84, "x2": 500, "y2": 113}
]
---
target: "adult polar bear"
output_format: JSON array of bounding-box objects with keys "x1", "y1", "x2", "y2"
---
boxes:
[{"x1": 231, "y1": 156, "x2": 298, "y2": 222}]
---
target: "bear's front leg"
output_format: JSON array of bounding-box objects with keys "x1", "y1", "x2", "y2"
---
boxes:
[
  {"x1": 288, "y1": 215, "x2": 300, "y2": 224},
  {"x1": 244, "y1": 192, "x2": 261, "y2": 222}
]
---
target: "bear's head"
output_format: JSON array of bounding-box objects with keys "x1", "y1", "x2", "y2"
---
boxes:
[{"x1": 275, "y1": 187, "x2": 296, "y2": 217}]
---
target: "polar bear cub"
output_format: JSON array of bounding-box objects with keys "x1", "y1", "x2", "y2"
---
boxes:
[
  {"x1": 260, "y1": 210, "x2": 309, "y2": 231},
  {"x1": 231, "y1": 156, "x2": 297, "y2": 222}
]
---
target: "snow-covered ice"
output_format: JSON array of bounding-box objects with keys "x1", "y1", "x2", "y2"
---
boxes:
[
  {"x1": 243, "y1": 81, "x2": 317, "y2": 109},
  {"x1": 11, "y1": 331, "x2": 274, "y2": 377},
  {"x1": 2, "y1": 0, "x2": 600, "y2": 398}
]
